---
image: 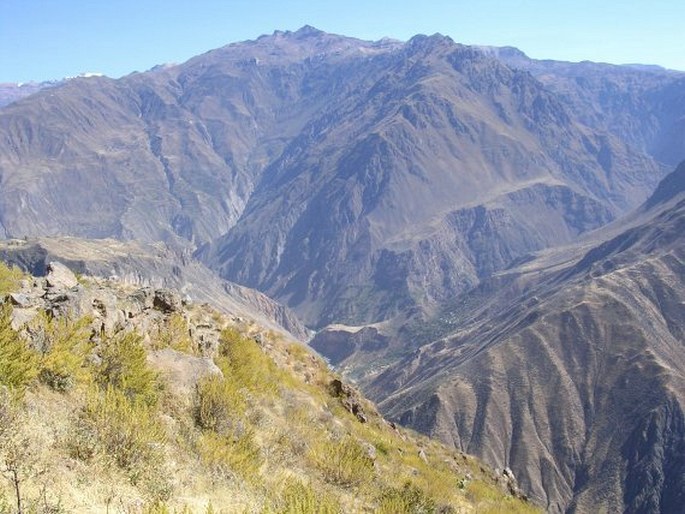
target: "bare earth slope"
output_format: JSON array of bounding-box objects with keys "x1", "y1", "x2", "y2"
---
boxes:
[{"x1": 366, "y1": 162, "x2": 685, "y2": 513}]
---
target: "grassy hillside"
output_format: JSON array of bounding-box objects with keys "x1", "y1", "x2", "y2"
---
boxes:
[{"x1": 0, "y1": 262, "x2": 537, "y2": 513}]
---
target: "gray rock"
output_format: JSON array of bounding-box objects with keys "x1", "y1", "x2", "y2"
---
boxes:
[
  {"x1": 8, "y1": 293, "x2": 31, "y2": 308},
  {"x1": 153, "y1": 288, "x2": 182, "y2": 313},
  {"x1": 129, "y1": 287, "x2": 155, "y2": 311},
  {"x1": 329, "y1": 378, "x2": 368, "y2": 423},
  {"x1": 45, "y1": 261, "x2": 79, "y2": 290},
  {"x1": 10, "y1": 307, "x2": 39, "y2": 330}
]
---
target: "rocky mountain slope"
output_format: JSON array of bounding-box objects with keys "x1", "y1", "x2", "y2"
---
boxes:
[
  {"x1": 0, "y1": 259, "x2": 537, "y2": 513},
  {"x1": 197, "y1": 33, "x2": 665, "y2": 327},
  {"x1": 357, "y1": 162, "x2": 685, "y2": 513}
]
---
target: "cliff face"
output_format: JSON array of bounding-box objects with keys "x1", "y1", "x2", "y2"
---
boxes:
[{"x1": 364, "y1": 164, "x2": 685, "y2": 513}]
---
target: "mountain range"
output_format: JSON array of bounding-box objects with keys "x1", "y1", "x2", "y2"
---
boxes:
[{"x1": 1, "y1": 26, "x2": 684, "y2": 513}]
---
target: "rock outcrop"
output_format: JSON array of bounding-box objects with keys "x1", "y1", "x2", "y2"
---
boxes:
[{"x1": 0, "y1": 237, "x2": 310, "y2": 341}]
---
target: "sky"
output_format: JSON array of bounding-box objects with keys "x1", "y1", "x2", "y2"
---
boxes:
[{"x1": 1, "y1": 0, "x2": 683, "y2": 83}]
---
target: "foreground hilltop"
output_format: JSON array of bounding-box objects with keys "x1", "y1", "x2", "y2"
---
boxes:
[{"x1": 0, "y1": 260, "x2": 536, "y2": 513}]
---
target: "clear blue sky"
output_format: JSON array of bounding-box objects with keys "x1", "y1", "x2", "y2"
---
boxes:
[{"x1": 1, "y1": 0, "x2": 683, "y2": 83}]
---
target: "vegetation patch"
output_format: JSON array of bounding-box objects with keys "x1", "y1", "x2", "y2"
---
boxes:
[
  {"x1": 310, "y1": 435, "x2": 375, "y2": 487},
  {"x1": 0, "y1": 305, "x2": 39, "y2": 392}
]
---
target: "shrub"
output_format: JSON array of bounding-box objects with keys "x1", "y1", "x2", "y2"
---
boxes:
[
  {"x1": 77, "y1": 387, "x2": 168, "y2": 487},
  {"x1": 97, "y1": 331, "x2": 161, "y2": 406},
  {"x1": 466, "y1": 480, "x2": 503, "y2": 503},
  {"x1": 197, "y1": 430, "x2": 262, "y2": 480},
  {"x1": 0, "y1": 388, "x2": 43, "y2": 514},
  {"x1": 0, "y1": 263, "x2": 22, "y2": 296},
  {"x1": 376, "y1": 482, "x2": 437, "y2": 514},
  {"x1": 194, "y1": 374, "x2": 246, "y2": 435},
  {"x1": 216, "y1": 328, "x2": 278, "y2": 395},
  {"x1": 0, "y1": 304, "x2": 38, "y2": 391},
  {"x1": 271, "y1": 479, "x2": 340, "y2": 514},
  {"x1": 34, "y1": 313, "x2": 93, "y2": 391},
  {"x1": 310, "y1": 435, "x2": 374, "y2": 487},
  {"x1": 152, "y1": 313, "x2": 194, "y2": 354}
]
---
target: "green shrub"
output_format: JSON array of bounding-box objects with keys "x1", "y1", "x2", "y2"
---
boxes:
[
  {"x1": 271, "y1": 479, "x2": 340, "y2": 514},
  {"x1": 310, "y1": 435, "x2": 374, "y2": 487},
  {"x1": 0, "y1": 263, "x2": 22, "y2": 296},
  {"x1": 34, "y1": 313, "x2": 93, "y2": 391},
  {"x1": 197, "y1": 429, "x2": 262, "y2": 480},
  {"x1": 78, "y1": 387, "x2": 167, "y2": 485},
  {"x1": 194, "y1": 374, "x2": 246, "y2": 435},
  {"x1": 216, "y1": 328, "x2": 278, "y2": 395},
  {"x1": 0, "y1": 304, "x2": 38, "y2": 391},
  {"x1": 152, "y1": 313, "x2": 194, "y2": 354},
  {"x1": 97, "y1": 331, "x2": 161, "y2": 406},
  {"x1": 376, "y1": 482, "x2": 438, "y2": 514}
]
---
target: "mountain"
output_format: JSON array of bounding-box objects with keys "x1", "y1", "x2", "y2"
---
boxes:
[
  {"x1": 482, "y1": 46, "x2": 685, "y2": 167},
  {"x1": 0, "y1": 80, "x2": 62, "y2": 108},
  {"x1": 196, "y1": 33, "x2": 666, "y2": 327},
  {"x1": 1, "y1": 27, "x2": 685, "y2": 512},
  {"x1": 0, "y1": 27, "x2": 670, "y2": 330},
  {"x1": 359, "y1": 162, "x2": 685, "y2": 512}
]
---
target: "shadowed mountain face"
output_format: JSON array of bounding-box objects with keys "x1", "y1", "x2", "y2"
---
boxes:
[
  {"x1": 0, "y1": 28, "x2": 672, "y2": 329},
  {"x1": 364, "y1": 164, "x2": 685, "y2": 513}
]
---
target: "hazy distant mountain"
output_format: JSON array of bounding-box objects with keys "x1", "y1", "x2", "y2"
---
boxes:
[
  {"x1": 361, "y1": 162, "x2": 685, "y2": 512},
  {"x1": 0, "y1": 80, "x2": 62, "y2": 108},
  {"x1": 483, "y1": 46, "x2": 685, "y2": 166}
]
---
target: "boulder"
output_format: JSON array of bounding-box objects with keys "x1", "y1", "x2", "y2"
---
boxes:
[
  {"x1": 8, "y1": 293, "x2": 31, "y2": 308},
  {"x1": 329, "y1": 378, "x2": 368, "y2": 423},
  {"x1": 153, "y1": 288, "x2": 182, "y2": 313},
  {"x1": 45, "y1": 261, "x2": 78, "y2": 289}
]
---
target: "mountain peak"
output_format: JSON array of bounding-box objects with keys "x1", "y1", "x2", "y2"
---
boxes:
[{"x1": 294, "y1": 25, "x2": 325, "y2": 37}]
